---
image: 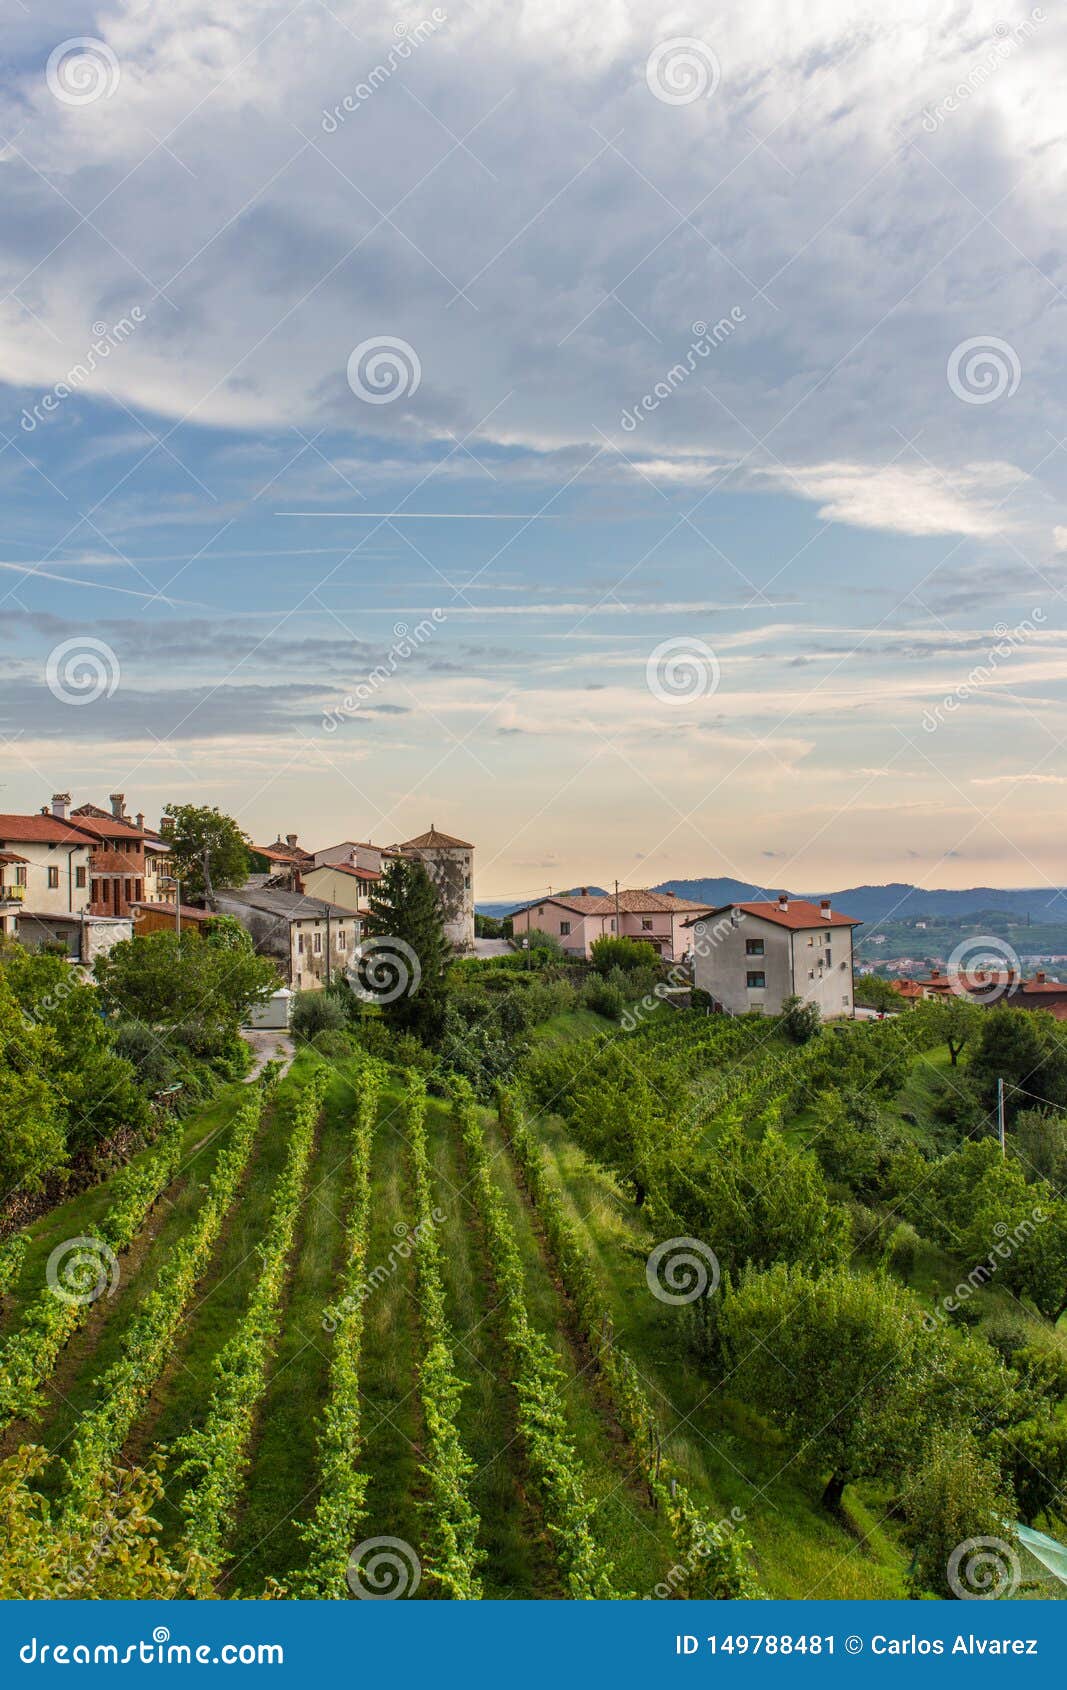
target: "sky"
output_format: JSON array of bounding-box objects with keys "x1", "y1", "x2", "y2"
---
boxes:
[{"x1": 1, "y1": 0, "x2": 1065, "y2": 900}]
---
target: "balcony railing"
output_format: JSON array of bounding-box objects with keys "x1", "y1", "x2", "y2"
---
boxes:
[{"x1": 0, "y1": 884, "x2": 26, "y2": 902}]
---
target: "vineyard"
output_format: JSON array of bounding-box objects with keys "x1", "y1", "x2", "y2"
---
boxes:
[{"x1": 1, "y1": 977, "x2": 1066, "y2": 1601}]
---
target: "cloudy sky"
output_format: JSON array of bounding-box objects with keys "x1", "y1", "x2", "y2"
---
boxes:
[{"x1": 1, "y1": 0, "x2": 1065, "y2": 897}]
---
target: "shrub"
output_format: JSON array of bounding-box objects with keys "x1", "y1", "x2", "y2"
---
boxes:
[
  {"x1": 781, "y1": 994, "x2": 821, "y2": 1044},
  {"x1": 310, "y1": 1028, "x2": 358, "y2": 1060},
  {"x1": 291, "y1": 991, "x2": 348, "y2": 1042},
  {"x1": 884, "y1": 1221, "x2": 920, "y2": 1283}
]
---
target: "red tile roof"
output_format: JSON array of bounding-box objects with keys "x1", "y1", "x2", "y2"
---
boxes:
[
  {"x1": 0, "y1": 850, "x2": 28, "y2": 866},
  {"x1": 514, "y1": 889, "x2": 712, "y2": 919},
  {"x1": 400, "y1": 826, "x2": 473, "y2": 850},
  {"x1": 66, "y1": 815, "x2": 148, "y2": 843},
  {"x1": 0, "y1": 815, "x2": 95, "y2": 846},
  {"x1": 684, "y1": 898, "x2": 861, "y2": 931}
]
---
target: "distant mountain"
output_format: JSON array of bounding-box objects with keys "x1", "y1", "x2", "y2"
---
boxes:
[
  {"x1": 476, "y1": 885, "x2": 609, "y2": 920},
  {"x1": 478, "y1": 879, "x2": 1067, "y2": 926}
]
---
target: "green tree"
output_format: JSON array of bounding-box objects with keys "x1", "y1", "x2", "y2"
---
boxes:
[
  {"x1": 922, "y1": 994, "x2": 984, "y2": 1066},
  {"x1": 569, "y1": 1049, "x2": 662, "y2": 1205},
  {"x1": 781, "y1": 994, "x2": 821, "y2": 1044},
  {"x1": 969, "y1": 1007, "x2": 1067, "y2": 1119},
  {"x1": 589, "y1": 934, "x2": 659, "y2": 974},
  {"x1": 160, "y1": 804, "x2": 252, "y2": 906},
  {"x1": 855, "y1": 975, "x2": 909, "y2": 1013},
  {"x1": 901, "y1": 1430, "x2": 1016, "y2": 1599},
  {"x1": 0, "y1": 974, "x2": 67, "y2": 1191},
  {"x1": 362, "y1": 857, "x2": 451, "y2": 1044},
  {"x1": 998, "y1": 1409, "x2": 1067, "y2": 1529},
  {"x1": 95, "y1": 929, "x2": 275, "y2": 1056},
  {"x1": 719, "y1": 1264, "x2": 1007, "y2": 1511}
]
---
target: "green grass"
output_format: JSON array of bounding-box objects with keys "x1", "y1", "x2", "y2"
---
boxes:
[
  {"x1": 424, "y1": 1093, "x2": 560, "y2": 1597},
  {"x1": 347, "y1": 1085, "x2": 425, "y2": 1570},
  {"x1": 527, "y1": 1109, "x2": 910, "y2": 1598},
  {"x1": 223, "y1": 1059, "x2": 366, "y2": 1592},
  {"x1": 479, "y1": 1109, "x2": 681, "y2": 1597},
  {"x1": 527, "y1": 1008, "x2": 615, "y2": 1047}
]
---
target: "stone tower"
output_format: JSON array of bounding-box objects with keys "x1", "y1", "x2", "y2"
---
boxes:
[{"x1": 398, "y1": 825, "x2": 475, "y2": 952}]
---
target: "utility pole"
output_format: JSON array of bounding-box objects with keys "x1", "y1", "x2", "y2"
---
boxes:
[
  {"x1": 614, "y1": 877, "x2": 621, "y2": 935},
  {"x1": 997, "y1": 1076, "x2": 1006, "y2": 1156}
]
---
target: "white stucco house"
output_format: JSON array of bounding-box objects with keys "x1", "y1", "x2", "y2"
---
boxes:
[{"x1": 685, "y1": 894, "x2": 861, "y2": 1019}]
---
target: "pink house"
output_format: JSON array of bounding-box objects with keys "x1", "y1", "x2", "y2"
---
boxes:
[{"x1": 509, "y1": 889, "x2": 712, "y2": 963}]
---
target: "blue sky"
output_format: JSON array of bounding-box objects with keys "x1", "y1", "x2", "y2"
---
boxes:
[{"x1": 2, "y1": 1, "x2": 1066, "y2": 897}]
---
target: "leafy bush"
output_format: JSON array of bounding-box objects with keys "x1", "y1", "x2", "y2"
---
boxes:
[
  {"x1": 589, "y1": 935, "x2": 659, "y2": 974},
  {"x1": 781, "y1": 994, "x2": 821, "y2": 1044},
  {"x1": 291, "y1": 990, "x2": 348, "y2": 1042}
]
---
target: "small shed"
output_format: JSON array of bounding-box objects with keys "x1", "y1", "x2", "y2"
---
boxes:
[{"x1": 247, "y1": 988, "x2": 293, "y2": 1031}]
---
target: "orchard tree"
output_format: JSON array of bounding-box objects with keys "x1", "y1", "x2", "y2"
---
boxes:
[
  {"x1": 362, "y1": 857, "x2": 451, "y2": 1044},
  {"x1": 902, "y1": 1430, "x2": 1016, "y2": 1599},
  {"x1": 922, "y1": 994, "x2": 984, "y2": 1066},
  {"x1": 160, "y1": 804, "x2": 251, "y2": 906},
  {"x1": 95, "y1": 929, "x2": 275, "y2": 1055},
  {"x1": 0, "y1": 974, "x2": 67, "y2": 1191},
  {"x1": 969, "y1": 1007, "x2": 1067, "y2": 1119},
  {"x1": 589, "y1": 934, "x2": 659, "y2": 974},
  {"x1": 570, "y1": 1049, "x2": 663, "y2": 1206},
  {"x1": 719, "y1": 1264, "x2": 1008, "y2": 1511}
]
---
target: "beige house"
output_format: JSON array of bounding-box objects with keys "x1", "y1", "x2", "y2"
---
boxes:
[
  {"x1": 686, "y1": 894, "x2": 861, "y2": 1018},
  {"x1": 215, "y1": 885, "x2": 360, "y2": 991},
  {"x1": 510, "y1": 888, "x2": 711, "y2": 963},
  {"x1": 0, "y1": 812, "x2": 135, "y2": 960},
  {"x1": 303, "y1": 860, "x2": 380, "y2": 916}
]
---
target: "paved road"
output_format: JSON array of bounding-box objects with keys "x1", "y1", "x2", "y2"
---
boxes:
[
  {"x1": 241, "y1": 1028, "x2": 296, "y2": 1080},
  {"x1": 473, "y1": 938, "x2": 513, "y2": 957}
]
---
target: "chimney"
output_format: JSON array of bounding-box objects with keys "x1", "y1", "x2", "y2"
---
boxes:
[
  {"x1": 580, "y1": 886, "x2": 588, "y2": 896},
  {"x1": 1037, "y1": 971, "x2": 1047, "y2": 984},
  {"x1": 286, "y1": 833, "x2": 298, "y2": 849},
  {"x1": 931, "y1": 968, "x2": 941, "y2": 980},
  {"x1": 110, "y1": 792, "x2": 126, "y2": 819},
  {"x1": 51, "y1": 792, "x2": 71, "y2": 821},
  {"x1": 777, "y1": 892, "x2": 789, "y2": 912},
  {"x1": 820, "y1": 897, "x2": 831, "y2": 919},
  {"x1": 135, "y1": 811, "x2": 145, "y2": 831}
]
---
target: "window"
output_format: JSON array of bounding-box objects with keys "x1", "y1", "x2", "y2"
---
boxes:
[
  {"x1": 313, "y1": 932, "x2": 322, "y2": 954},
  {"x1": 610, "y1": 918, "x2": 616, "y2": 933},
  {"x1": 560, "y1": 921, "x2": 571, "y2": 936},
  {"x1": 642, "y1": 918, "x2": 653, "y2": 930},
  {"x1": 825, "y1": 949, "x2": 832, "y2": 967},
  {"x1": 746, "y1": 971, "x2": 766, "y2": 989},
  {"x1": 745, "y1": 938, "x2": 764, "y2": 955},
  {"x1": 337, "y1": 930, "x2": 347, "y2": 951},
  {"x1": 808, "y1": 968, "x2": 815, "y2": 980},
  {"x1": 48, "y1": 866, "x2": 60, "y2": 889},
  {"x1": 75, "y1": 866, "x2": 87, "y2": 888},
  {"x1": 16, "y1": 866, "x2": 27, "y2": 887},
  {"x1": 298, "y1": 933, "x2": 305, "y2": 954}
]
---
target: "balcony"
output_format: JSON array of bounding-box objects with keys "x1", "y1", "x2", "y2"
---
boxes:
[{"x1": 0, "y1": 883, "x2": 26, "y2": 903}]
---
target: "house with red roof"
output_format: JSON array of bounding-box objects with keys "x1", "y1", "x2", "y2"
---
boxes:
[
  {"x1": 510, "y1": 888, "x2": 714, "y2": 963},
  {"x1": 685, "y1": 893, "x2": 862, "y2": 1018}
]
